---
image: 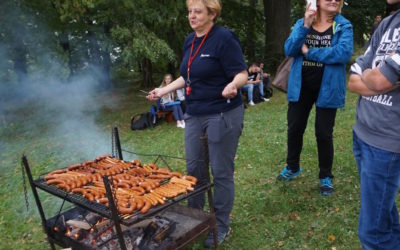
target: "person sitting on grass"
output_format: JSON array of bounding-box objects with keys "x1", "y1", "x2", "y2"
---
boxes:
[
  {"x1": 159, "y1": 73, "x2": 185, "y2": 128},
  {"x1": 241, "y1": 62, "x2": 269, "y2": 106}
]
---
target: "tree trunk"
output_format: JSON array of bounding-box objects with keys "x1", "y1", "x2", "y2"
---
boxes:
[
  {"x1": 263, "y1": 0, "x2": 291, "y2": 72},
  {"x1": 245, "y1": 0, "x2": 257, "y2": 62},
  {"x1": 142, "y1": 58, "x2": 153, "y2": 87}
]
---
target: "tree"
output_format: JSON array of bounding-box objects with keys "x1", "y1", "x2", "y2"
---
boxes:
[{"x1": 263, "y1": 0, "x2": 292, "y2": 71}]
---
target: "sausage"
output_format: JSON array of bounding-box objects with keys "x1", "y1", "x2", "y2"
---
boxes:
[
  {"x1": 71, "y1": 188, "x2": 87, "y2": 196},
  {"x1": 56, "y1": 183, "x2": 71, "y2": 192},
  {"x1": 140, "y1": 199, "x2": 152, "y2": 214},
  {"x1": 84, "y1": 192, "x2": 95, "y2": 202},
  {"x1": 170, "y1": 172, "x2": 183, "y2": 178},
  {"x1": 46, "y1": 179, "x2": 66, "y2": 185},
  {"x1": 183, "y1": 175, "x2": 198, "y2": 184},
  {"x1": 67, "y1": 164, "x2": 82, "y2": 171}
]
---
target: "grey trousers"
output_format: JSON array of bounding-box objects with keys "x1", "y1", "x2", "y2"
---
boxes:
[{"x1": 184, "y1": 104, "x2": 244, "y2": 234}]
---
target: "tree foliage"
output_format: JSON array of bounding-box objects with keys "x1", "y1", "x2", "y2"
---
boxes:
[{"x1": 0, "y1": 0, "x2": 396, "y2": 88}]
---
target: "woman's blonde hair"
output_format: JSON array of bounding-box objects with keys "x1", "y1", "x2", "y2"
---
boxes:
[
  {"x1": 186, "y1": 0, "x2": 222, "y2": 21},
  {"x1": 161, "y1": 73, "x2": 173, "y2": 87},
  {"x1": 314, "y1": 0, "x2": 344, "y2": 23},
  {"x1": 161, "y1": 73, "x2": 175, "y2": 99}
]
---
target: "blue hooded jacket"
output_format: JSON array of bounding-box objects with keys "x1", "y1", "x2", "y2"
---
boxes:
[{"x1": 284, "y1": 14, "x2": 353, "y2": 108}]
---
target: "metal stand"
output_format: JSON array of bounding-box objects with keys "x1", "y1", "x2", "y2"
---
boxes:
[
  {"x1": 22, "y1": 155, "x2": 128, "y2": 250},
  {"x1": 113, "y1": 126, "x2": 123, "y2": 160},
  {"x1": 22, "y1": 155, "x2": 57, "y2": 250},
  {"x1": 22, "y1": 127, "x2": 217, "y2": 249},
  {"x1": 102, "y1": 176, "x2": 127, "y2": 250},
  {"x1": 200, "y1": 133, "x2": 219, "y2": 249}
]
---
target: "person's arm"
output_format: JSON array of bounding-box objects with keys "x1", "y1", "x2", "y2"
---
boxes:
[
  {"x1": 362, "y1": 68, "x2": 394, "y2": 92},
  {"x1": 362, "y1": 52, "x2": 400, "y2": 92},
  {"x1": 222, "y1": 70, "x2": 248, "y2": 99},
  {"x1": 305, "y1": 23, "x2": 354, "y2": 65},
  {"x1": 348, "y1": 74, "x2": 380, "y2": 96},
  {"x1": 147, "y1": 76, "x2": 185, "y2": 101}
]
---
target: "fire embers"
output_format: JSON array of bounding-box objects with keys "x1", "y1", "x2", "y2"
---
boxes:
[
  {"x1": 44, "y1": 155, "x2": 197, "y2": 215},
  {"x1": 49, "y1": 208, "x2": 176, "y2": 249}
]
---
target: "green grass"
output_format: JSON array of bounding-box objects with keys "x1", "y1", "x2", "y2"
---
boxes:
[{"x1": 0, "y1": 84, "x2": 364, "y2": 249}]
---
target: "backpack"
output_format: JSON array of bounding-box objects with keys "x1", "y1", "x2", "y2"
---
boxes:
[
  {"x1": 252, "y1": 87, "x2": 263, "y2": 104},
  {"x1": 130, "y1": 112, "x2": 154, "y2": 130}
]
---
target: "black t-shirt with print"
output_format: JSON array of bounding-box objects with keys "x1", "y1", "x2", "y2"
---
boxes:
[
  {"x1": 248, "y1": 71, "x2": 258, "y2": 82},
  {"x1": 302, "y1": 26, "x2": 333, "y2": 91}
]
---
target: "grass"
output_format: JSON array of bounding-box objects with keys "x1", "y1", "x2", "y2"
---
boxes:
[{"x1": 0, "y1": 83, "x2": 365, "y2": 249}]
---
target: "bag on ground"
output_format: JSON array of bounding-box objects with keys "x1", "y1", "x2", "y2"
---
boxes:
[{"x1": 130, "y1": 112, "x2": 154, "y2": 130}]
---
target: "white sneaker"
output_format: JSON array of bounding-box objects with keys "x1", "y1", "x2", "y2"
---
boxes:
[
  {"x1": 263, "y1": 98, "x2": 270, "y2": 102},
  {"x1": 248, "y1": 101, "x2": 255, "y2": 106}
]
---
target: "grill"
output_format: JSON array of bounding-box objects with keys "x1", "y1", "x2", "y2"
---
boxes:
[{"x1": 22, "y1": 127, "x2": 218, "y2": 249}]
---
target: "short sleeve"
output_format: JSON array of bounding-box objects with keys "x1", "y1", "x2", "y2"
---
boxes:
[{"x1": 218, "y1": 31, "x2": 247, "y2": 78}]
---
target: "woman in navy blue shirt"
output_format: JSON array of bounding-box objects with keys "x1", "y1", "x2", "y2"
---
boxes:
[{"x1": 148, "y1": 0, "x2": 247, "y2": 247}]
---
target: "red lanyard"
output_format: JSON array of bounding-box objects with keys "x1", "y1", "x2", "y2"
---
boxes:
[{"x1": 186, "y1": 26, "x2": 212, "y2": 95}]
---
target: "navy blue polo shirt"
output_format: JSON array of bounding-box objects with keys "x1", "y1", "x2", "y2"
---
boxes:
[{"x1": 179, "y1": 25, "x2": 247, "y2": 115}]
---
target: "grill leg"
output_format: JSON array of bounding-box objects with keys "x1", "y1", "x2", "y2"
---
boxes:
[
  {"x1": 21, "y1": 156, "x2": 57, "y2": 249},
  {"x1": 200, "y1": 134, "x2": 218, "y2": 249}
]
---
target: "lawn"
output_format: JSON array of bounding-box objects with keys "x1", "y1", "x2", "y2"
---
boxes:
[{"x1": 0, "y1": 82, "x2": 365, "y2": 249}]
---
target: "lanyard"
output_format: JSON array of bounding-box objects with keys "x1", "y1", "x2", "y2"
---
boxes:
[{"x1": 186, "y1": 26, "x2": 212, "y2": 95}]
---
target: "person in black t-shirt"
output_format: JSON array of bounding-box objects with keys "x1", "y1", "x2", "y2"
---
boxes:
[
  {"x1": 276, "y1": 0, "x2": 353, "y2": 197},
  {"x1": 241, "y1": 62, "x2": 268, "y2": 105}
]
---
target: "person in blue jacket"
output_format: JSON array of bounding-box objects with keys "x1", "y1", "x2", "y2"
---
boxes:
[{"x1": 276, "y1": 0, "x2": 353, "y2": 196}]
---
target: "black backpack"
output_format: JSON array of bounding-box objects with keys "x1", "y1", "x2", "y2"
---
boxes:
[{"x1": 130, "y1": 112, "x2": 154, "y2": 130}]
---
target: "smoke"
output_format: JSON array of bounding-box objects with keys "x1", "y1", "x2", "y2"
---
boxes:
[{"x1": 0, "y1": 2, "x2": 119, "y2": 165}]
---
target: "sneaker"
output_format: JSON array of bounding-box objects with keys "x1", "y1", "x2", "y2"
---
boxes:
[
  {"x1": 204, "y1": 227, "x2": 231, "y2": 248},
  {"x1": 248, "y1": 101, "x2": 255, "y2": 106},
  {"x1": 262, "y1": 97, "x2": 270, "y2": 102},
  {"x1": 276, "y1": 166, "x2": 302, "y2": 182},
  {"x1": 320, "y1": 177, "x2": 334, "y2": 196}
]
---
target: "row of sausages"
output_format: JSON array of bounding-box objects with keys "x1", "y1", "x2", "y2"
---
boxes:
[{"x1": 44, "y1": 156, "x2": 197, "y2": 214}]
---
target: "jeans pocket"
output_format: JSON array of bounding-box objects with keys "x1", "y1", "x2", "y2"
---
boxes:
[{"x1": 207, "y1": 114, "x2": 231, "y2": 144}]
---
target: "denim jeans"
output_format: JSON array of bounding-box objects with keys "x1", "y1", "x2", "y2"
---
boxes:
[
  {"x1": 241, "y1": 83, "x2": 264, "y2": 102},
  {"x1": 353, "y1": 131, "x2": 400, "y2": 249},
  {"x1": 162, "y1": 104, "x2": 184, "y2": 121}
]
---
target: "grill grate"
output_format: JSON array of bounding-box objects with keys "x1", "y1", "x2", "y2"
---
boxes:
[{"x1": 35, "y1": 178, "x2": 211, "y2": 226}]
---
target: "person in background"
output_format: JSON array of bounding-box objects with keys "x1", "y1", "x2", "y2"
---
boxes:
[
  {"x1": 241, "y1": 62, "x2": 268, "y2": 106},
  {"x1": 366, "y1": 14, "x2": 382, "y2": 48},
  {"x1": 348, "y1": 0, "x2": 400, "y2": 248},
  {"x1": 147, "y1": 0, "x2": 248, "y2": 247},
  {"x1": 371, "y1": 14, "x2": 382, "y2": 36},
  {"x1": 276, "y1": 0, "x2": 353, "y2": 196},
  {"x1": 259, "y1": 62, "x2": 271, "y2": 101},
  {"x1": 159, "y1": 73, "x2": 185, "y2": 128}
]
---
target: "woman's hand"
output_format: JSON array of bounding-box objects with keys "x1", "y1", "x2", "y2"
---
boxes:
[
  {"x1": 304, "y1": 2, "x2": 316, "y2": 28},
  {"x1": 302, "y1": 44, "x2": 309, "y2": 55},
  {"x1": 222, "y1": 82, "x2": 238, "y2": 99},
  {"x1": 147, "y1": 88, "x2": 163, "y2": 101}
]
